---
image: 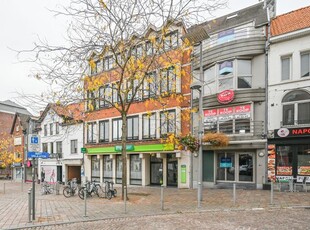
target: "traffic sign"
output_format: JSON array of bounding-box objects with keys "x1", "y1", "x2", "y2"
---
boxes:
[
  {"x1": 28, "y1": 135, "x2": 41, "y2": 152},
  {"x1": 27, "y1": 152, "x2": 50, "y2": 159}
]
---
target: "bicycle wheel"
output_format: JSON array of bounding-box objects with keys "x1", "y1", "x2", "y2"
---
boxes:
[
  {"x1": 48, "y1": 186, "x2": 54, "y2": 194},
  {"x1": 113, "y1": 189, "x2": 117, "y2": 197},
  {"x1": 63, "y1": 187, "x2": 71, "y2": 198},
  {"x1": 94, "y1": 184, "x2": 101, "y2": 197},
  {"x1": 41, "y1": 186, "x2": 46, "y2": 195},
  {"x1": 78, "y1": 187, "x2": 85, "y2": 199},
  {"x1": 106, "y1": 190, "x2": 112, "y2": 200}
]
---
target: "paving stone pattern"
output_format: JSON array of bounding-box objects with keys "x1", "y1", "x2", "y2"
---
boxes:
[{"x1": 0, "y1": 181, "x2": 309, "y2": 229}]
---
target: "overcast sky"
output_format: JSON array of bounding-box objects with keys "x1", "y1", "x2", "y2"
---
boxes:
[{"x1": 0, "y1": 0, "x2": 309, "y2": 111}]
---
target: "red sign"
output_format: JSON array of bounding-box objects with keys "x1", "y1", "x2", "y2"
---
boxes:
[
  {"x1": 204, "y1": 109, "x2": 217, "y2": 117},
  {"x1": 218, "y1": 107, "x2": 233, "y2": 115},
  {"x1": 217, "y1": 90, "x2": 234, "y2": 104},
  {"x1": 235, "y1": 104, "x2": 251, "y2": 113},
  {"x1": 275, "y1": 127, "x2": 310, "y2": 138}
]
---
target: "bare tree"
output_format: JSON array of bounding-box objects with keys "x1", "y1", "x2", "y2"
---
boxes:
[{"x1": 18, "y1": 0, "x2": 227, "y2": 199}]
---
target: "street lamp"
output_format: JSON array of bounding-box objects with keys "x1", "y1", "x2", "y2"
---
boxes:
[{"x1": 190, "y1": 81, "x2": 203, "y2": 208}]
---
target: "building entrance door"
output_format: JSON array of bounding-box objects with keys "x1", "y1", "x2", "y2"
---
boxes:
[
  {"x1": 167, "y1": 153, "x2": 178, "y2": 186},
  {"x1": 150, "y1": 156, "x2": 163, "y2": 185}
]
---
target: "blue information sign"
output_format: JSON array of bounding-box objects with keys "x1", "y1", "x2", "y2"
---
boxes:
[
  {"x1": 30, "y1": 136, "x2": 39, "y2": 144},
  {"x1": 220, "y1": 157, "x2": 232, "y2": 168},
  {"x1": 27, "y1": 152, "x2": 50, "y2": 159}
]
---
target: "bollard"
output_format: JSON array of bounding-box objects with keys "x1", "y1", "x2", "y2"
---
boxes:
[
  {"x1": 124, "y1": 186, "x2": 127, "y2": 214},
  {"x1": 55, "y1": 182, "x2": 60, "y2": 195},
  {"x1": 270, "y1": 181, "x2": 274, "y2": 205},
  {"x1": 233, "y1": 183, "x2": 236, "y2": 205},
  {"x1": 28, "y1": 188, "x2": 32, "y2": 223},
  {"x1": 83, "y1": 187, "x2": 87, "y2": 217},
  {"x1": 197, "y1": 182, "x2": 201, "y2": 208},
  {"x1": 160, "y1": 185, "x2": 164, "y2": 211},
  {"x1": 3, "y1": 183, "x2": 5, "y2": 194}
]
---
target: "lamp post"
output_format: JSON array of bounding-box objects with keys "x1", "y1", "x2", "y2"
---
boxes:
[{"x1": 190, "y1": 81, "x2": 203, "y2": 208}]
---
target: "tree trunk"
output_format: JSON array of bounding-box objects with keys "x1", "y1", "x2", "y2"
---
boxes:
[{"x1": 121, "y1": 113, "x2": 128, "y2": 200}]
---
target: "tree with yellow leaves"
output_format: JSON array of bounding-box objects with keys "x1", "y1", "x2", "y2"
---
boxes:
[
  {"x1": 19, "y1": 0, "x2": 227, "y2": 199},
  {"x1": 0, "y1": 134, "x2": 15, "y2": 170}
]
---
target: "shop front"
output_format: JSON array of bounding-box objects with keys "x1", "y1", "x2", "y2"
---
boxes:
[
  {"x1": 268, "y1": 127, "x2": 310, "y2": 183},
  {"x1": 84, "y1": 143, "x2": 191, "y2": 188}
]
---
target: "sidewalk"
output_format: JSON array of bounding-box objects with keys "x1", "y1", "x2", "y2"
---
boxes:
[{"x1": 0, "y1": 181, "x2": 309, "y2": 229}]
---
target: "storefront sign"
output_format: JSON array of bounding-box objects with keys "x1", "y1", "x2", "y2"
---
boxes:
[
  {"x1": 114, "y1": 144, "x2": 135, "y2": 152},
  {"x1": 274, "y1": 127, "x2": 310, "y2": 138},
  {"x1": 220, "y1": 157, "x2": 232, "y2": 168},
  {"x1": 217, "y1": 90, "x2": 235, "y2": 104},
  {"x1": 181, "y1": 165, "x2": 186, "y2": 183}
]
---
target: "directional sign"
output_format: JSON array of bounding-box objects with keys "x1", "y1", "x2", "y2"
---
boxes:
[
  {"x1": 27, "y1": 152, "x2": 50, "y2": 159},
  {"x1": 28, "y1": 135, "x2": 41, "y2": 152}
]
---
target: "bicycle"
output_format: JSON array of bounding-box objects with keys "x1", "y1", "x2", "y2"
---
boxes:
[
  {"x1": 104, "y1": 181, "x2": 117, "y2": 199},
  {"x1": 41, "y1": 181, "x2": 54, "y2": 195},
  {"x1": 78, "y1": 181, "x2": 100, "y2": 199},
  {"x1": 63, "y1": 178, "x2": 79, "y2": 198}
]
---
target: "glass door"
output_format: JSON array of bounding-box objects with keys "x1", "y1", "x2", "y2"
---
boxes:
[
  {"x1": 238, "y1": 153, "x2": 253, "y2": 182},
  {"x1": 150, "y1": 156, "x2": 163, "y2": 185},
  {"x1": 217, "y1": 152, "x2": 235, "y2": 181},
  {"x1": 167, "y1": 153, "x2": 178, "y2": 186}
]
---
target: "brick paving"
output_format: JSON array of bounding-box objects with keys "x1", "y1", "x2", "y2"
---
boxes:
[{"x1": 0, "y1": 181, "x2": 309, "y2": 229}]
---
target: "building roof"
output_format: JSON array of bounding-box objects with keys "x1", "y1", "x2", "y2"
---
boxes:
[
  {"x1": 0, "y1": 100, "x2": 32, "y2": 115},
  {"x1": 188, "y1": 1, "x2": 274, "y2": 37},
  {"x1": 10, "y1": 113, "x2": 31, "y2": 135},
  {"x1": 271, "y1": 6, "x2": 310, "y2": 37}
]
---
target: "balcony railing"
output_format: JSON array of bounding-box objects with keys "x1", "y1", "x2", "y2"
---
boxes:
[
  {"x1": 204, "y1": 120, "x2": 264, "y2": 136},
  {"x1": 281, "y1": 119, "x2": 310, "y2": 127}
]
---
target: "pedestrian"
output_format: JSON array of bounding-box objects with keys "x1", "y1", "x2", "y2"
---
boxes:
[
  {"x1": 41, "y1": 168, "x2": 45, "y2": 182},
  {"x1": 50, "y1": 169, "x2": 55, "y2": 183}
]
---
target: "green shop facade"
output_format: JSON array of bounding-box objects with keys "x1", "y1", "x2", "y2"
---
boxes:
[{"x1": 83, "y1": 143, "x2": 191, "y2": 188}]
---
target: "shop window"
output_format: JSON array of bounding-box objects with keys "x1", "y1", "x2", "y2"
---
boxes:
[
  {"x1": 91, "y1": 155, "x2": 100, "y2": 182},
  {"x1": 282, "y1": 90, "x2": 310, "y2": 126},
  {"x1": 127, "y1": 116, "x2": 139, "y2": 140},
  {"x1": 70, "y1": 140, "x2": 77, "y2": 154},
  {"x1": 276, "y1": 146, "x2": 293, "y2": 176},
  {"x1": 160, "y1": 110, "x2": 176, "y2": 137},
  {"x1": 103, "y1": 155, "x2": 112, "y2": 181},
  {"x1": 297, "y1": 145, "x2": 310, "y2": 176},
  {"x1": 142, "y1": 113, "x2": 156, "y2": 139},
  {"x1": 130, "y1": 154, "x2": 142, "y2": 185},
  {"x1": 301, "y1": 52, "x2": 310, "y2": 78},
  {"x1": 116, "y1": 155, "x2": 122, "y2": 184},
  {"x1": 281, "y1": 56, "x2": 291, "y2": 81},
  {"x1": 112, "y1": 118, "x2": 122, "y2": 141},
  {"x1": 87, "y1": 122, "x2": 97, "y2": 143}
]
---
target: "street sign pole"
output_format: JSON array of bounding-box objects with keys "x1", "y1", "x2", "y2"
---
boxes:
[{"x1": 32, "y1": 158, "x2": 35, "y2": 220}]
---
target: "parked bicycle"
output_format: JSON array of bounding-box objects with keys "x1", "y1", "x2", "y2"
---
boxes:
[
  {"x1": 63, "y1": 178, "x2": 79, "y2": 198},
  {"x1": 41, "y1": 181, "x2": 54, "y2": 195},
  {"x1": 78, "y1": 181, "x2": 100, "y2": 199},
  {"x1": 104, "y1": 181, "x2": 117, "y2": 199}
]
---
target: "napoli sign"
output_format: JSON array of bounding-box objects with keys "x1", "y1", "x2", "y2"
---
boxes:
[{"x1": 217, "y1": 90, "x2": 235, "y2": 104}]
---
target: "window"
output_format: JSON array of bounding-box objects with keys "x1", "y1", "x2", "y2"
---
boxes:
[
  {"x1": 42, "y1": 143, "x2": 48, "y2": 152},
  {"x1": 87, "y1": 122, "x2": 97, "y2": 143},
  {"x1": 49, "y1": 124, "x2": 53, "y2": 135},
  {"x1": 116, "y1": 155, "x2": 122, "y2": 184},
  {"x1": 112, "y1": 118, "x2": 122, "y2": 141},
  {"x1": 145, "y1": 41, "x2": 153, "y2": 56},
  {"x1": 99, "y1": 120, "x2": 109, "y2": 142},
  {"x1": 130, "y1": 154, "x2": 142, "y2": 185},
  {"x1": 164, "y1": 31, "x2": 178, "y2": 50},
  {"x1": 71, "y1": 140, "x2": 78, "y2": 154},
  {"x1": 136, "y1": 45, "x2": 143, "y2": 58},
  {"x1": 281, "y1": 56, "x2": 291, "y2": 81},
  {"x1": 127, "y1": 116, "x2": 139, "y2": 140},
  {"x1": 128, "y1": 79, "x2": 140, "y2": 101},
  {"x1": 160, "y1": 66, "x2": 176, "y2": 94},
  {"x1": 56, "y1": 141, "x2": 62, "y2": 158},
  {"x1": 103, "y1": 155, "x2": 112, "y2": 180},
  {"x1": 112, "y1": 82, "x2": 120, "y2": 103},
  {"x1": 160, "y1": 110, "x2": 176, "y2": 136},
  {"x1": 50, "y1": 142, "x2": 54, "y2": 154},
  {"x1": 142, "y1": 113, "x2": 156, "y2": 139},
  {"x1": 56, "y1": 122, "x2": 59, "y2": 134},
  {"x1": 87, "y1": 90, "x2": 97, "y2": 111},
  {"x1": 99, "y1": 85, "x2": 111, "y2": 108},
  {"x1": 143, "y1": 71, "x2": 156, "y2": 99},
  {"x1": 44, "y1": 125, "x2": 47, "y2": 136},
  {"x1": 204, "y1": 59, "x2": 252, "y2": 94},
  {"x1": 217, "y1": 28, "x2": 235, "y2": 44},
  {"x1": 91, "y1": 155, "x2": 100, "y2": 182},
  {"x1": 104, "y1": 56, "x2": 114, "y2": 71},
  {"x1": 282, "y1": 90, "x2": 310, "y2": 126},
  {"x1": 301, "y1": 52, "x2": 310, "y2": 78}
]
